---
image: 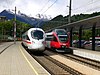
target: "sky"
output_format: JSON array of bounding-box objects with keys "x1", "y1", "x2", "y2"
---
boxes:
[{"x1": 0, "y1": 0, "x2": 100, "y2": 19}]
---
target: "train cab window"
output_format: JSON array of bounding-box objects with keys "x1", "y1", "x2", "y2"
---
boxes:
[
  {"x1": 58, "y1": 35, "x2": 68, "y2": 43},
  {"x1": 56, "y1": 29, "x2": 67, "y2": 35},
  {"x1": 22, "y1": 35, "x2": 25, "y2": 39},
  {"x1": 26, "y1": 35, "x2": 30, "y2": 40},
  {"x1": 31, "y1": 30, "x2": 43, "y2": 39}
]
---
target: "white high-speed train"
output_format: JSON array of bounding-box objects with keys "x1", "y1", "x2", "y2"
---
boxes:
[{"x1": 22, "y1": 28, "x2": 46, "y2": 52}]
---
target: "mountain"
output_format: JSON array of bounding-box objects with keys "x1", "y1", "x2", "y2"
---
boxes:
[{"x1": 0, "y1": 10, "x2": 49, "y2": 27}]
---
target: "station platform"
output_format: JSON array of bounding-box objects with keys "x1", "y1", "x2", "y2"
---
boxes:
[
  {"x1": 0, "y1": 42, "x2": 50, "y2": 75},
  {"x1": 71, "y1": 47, "x2": 100, "y2": 62}
]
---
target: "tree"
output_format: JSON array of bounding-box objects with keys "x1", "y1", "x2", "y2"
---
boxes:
[
  {"x1": 83, "y1": 30, "x2": 92, "y2": 40},
  {"x1": 0, "y1": 19, "x2": 32, "y2": 41}
]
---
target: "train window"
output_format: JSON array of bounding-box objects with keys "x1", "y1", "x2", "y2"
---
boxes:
[
  {"x1": 56, "y1": 29, "x2": 67, "y2": 35},
  {"x1": 46, "y1": 35, "x2": 53, "y2": 38},
  {"x1": 26, "y1": 35, "x2": 30, "y2": 40},
  {"x1": 46, "y1": 35, "x2": 53, "y2": 41},
  {"x1": 22, "y1": 35, "x2": 25, "y2": 39},
  {"x1": 45, "y1": 38, "x2": 52, "y2": 41},
  {"x1": 31, "y1": 30, "x2": 43, "y2": 39},
  {"x1": 58, "y1": 35, "x2": 68, "y2": 43}
]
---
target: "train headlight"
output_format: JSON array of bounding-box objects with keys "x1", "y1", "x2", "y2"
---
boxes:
[
  {"x1": 61, "y1": 45, "x2": 66, "y2": 48},
  {"x1": 62, "y1": 46, "x2": 64, "y2": 48}
]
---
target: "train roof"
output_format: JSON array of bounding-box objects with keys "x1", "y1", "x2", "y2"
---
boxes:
[
  {"x1": 46, "y1": 29, "x2": 67, "y2": 35},
  {"x1": 28, "y1": 28, "x2": 44, "y2": 31},
  {"x1": 22, "y1": 28, "x2": 45, "y2": 36},
  {"x1": 53, "y1": 29, "x2": 66, "y2": 31},
  {"x1": 46, "y1": 32, "x2": 53, "y2": 35}
]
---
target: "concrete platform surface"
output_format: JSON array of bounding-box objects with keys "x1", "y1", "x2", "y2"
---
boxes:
[
  {"x1": 72, "y1": 47, "x2": 100, "y2": 62},
  {"x1": 0, "y1": 42, "x2": 50, "y2": 75}
]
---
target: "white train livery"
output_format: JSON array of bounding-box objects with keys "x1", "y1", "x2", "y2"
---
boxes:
[{"x1": 22, "y1": 28, "x2": 46, "y2": 52}]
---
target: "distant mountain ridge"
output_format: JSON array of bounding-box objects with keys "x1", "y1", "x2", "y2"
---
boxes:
[{"x1": 0, "y1": 10, "x2": 49, "y2": 27}]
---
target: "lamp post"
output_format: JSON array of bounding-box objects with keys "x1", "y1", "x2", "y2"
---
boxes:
[
  {"x1": 68, "y1": 0, "x2": 72, "y2": 23},
  {"x1": 14, "y1": 6, "x2": 16, "y2": 44}
]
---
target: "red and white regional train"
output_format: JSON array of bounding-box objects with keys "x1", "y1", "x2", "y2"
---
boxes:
[
  {"x1": 22, "y1": 28, "x2": 46, "y2": 52},
  {"x1": 45, "y1": 29, "x2": 71, "y2": 52}
]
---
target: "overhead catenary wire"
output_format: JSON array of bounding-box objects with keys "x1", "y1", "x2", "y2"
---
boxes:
[
  {"x1": 37, "y1": 0, "x2": 100, "y2": 25},
  {"x1": 42, "y1": 0, "x2": 58, "y2": 14},
  {"x1": 36, "y1": 0, "x2": 58, "y2": 27},
  {"x1": 73, "y1": 0, "x2": 98, "y2": 11},
  {"x1": 39, "y1": 0, "x2": 51, "y2": 12},
  {"x1": 72, "y1": 0, "x2": 100, "y2": 13}
]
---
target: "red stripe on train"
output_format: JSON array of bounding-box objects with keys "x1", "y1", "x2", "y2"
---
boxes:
[{"x1": 24, "y1": 40, "x2": 31, "y2": 44}]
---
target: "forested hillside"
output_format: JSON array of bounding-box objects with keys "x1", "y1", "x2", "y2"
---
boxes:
[{"x1": 42, "y1": 12, "x2": 100, "y2": 31}]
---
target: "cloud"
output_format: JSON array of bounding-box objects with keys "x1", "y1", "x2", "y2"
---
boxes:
[
  {"x1": 0, "y1": 0, "x2": 14, "y2": 3},
  {"x1": 0, "y1": 0, "x2": 15, "y2": 7},
  {"x1": 0, "y1": 0, "x2": 100, "y2": 18}
]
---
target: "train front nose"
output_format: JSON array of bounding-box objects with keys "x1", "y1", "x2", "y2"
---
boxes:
[{"x1": 32, "y1": 41, "x2": 45, "y2": 50}]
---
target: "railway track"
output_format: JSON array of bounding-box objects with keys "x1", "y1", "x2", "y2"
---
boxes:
[
  {"x1": 63, "y1": 54, "x2": 100, "y2": 71},
  {"x1": 47, "y1": 49, "x2": 100, "y2": 71},
  {"x1": 30, "y1": 52, "x2": 83, "y2": 75},
  {"x1": 25, "y1": 46, "x2": 100, "y2": 75}
]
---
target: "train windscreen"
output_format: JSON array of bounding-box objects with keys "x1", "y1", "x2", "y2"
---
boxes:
[
  {"x1": 31, "y1": 30, "x2": 43, "y2": 39},
  {"x1": 58, "y1": 35, "x2": 68, "y2": 43},
  {"x1": 56, "y1": 29, "x2": 67, "y2": 35}
]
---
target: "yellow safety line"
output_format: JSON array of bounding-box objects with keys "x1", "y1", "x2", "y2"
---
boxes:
[{"x1": 19, "y1": 46, "x2": 39, "y2": 75}]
